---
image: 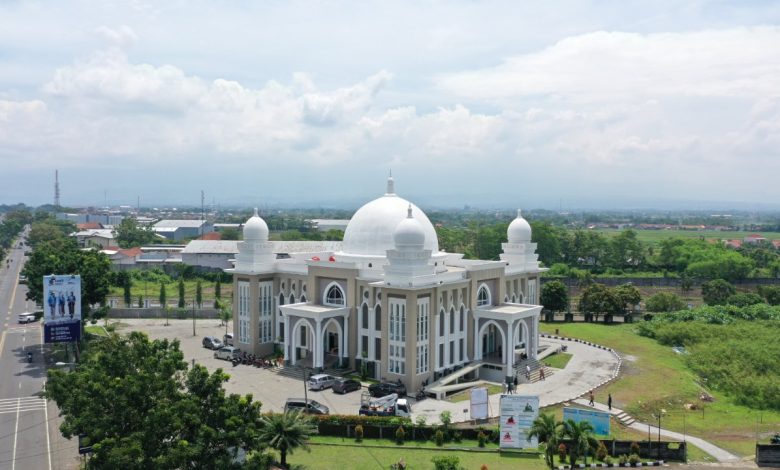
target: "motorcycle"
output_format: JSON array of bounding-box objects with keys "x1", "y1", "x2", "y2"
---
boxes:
[
  {"x1": 415, "y1": 388, "x2": 426, "y2": 401},
  {"x1": 26, "y1": 352, "x2": 32, "y2": 363}
]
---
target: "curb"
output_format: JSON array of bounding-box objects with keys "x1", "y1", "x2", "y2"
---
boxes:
[{"x1": 556, "y1": 461, "x2": 664, "y2": 469}]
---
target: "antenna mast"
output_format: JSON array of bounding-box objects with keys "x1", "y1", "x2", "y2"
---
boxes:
[{"x1": 54, "y1": 170, "x2": 61, "y2": 208}]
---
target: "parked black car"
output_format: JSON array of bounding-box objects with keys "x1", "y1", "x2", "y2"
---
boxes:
[
  {"x1": 332, "y1": 378, "x2": 361, "y2": 394},
  {"x1": 368, "y1": 381, "x2": 406, "y2": 398}
]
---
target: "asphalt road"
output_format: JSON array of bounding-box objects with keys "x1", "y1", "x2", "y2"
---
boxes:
[{"x1": 0, "y1": 233, "x2": 76, "y2": 470}]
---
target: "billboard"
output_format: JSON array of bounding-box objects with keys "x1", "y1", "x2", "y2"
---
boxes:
[
  {"x1": 43, "y1": 275, "x2": 82, "y2": 343},
  {"x1": 470, "y1": 387, "x2": 489, "y2": 420},
  {"x1": 563, "y1": 407, "x2": 611, "y2": 436},
  {"x1": 499, "y1": 394, "x2": 539, "y2": 449}
]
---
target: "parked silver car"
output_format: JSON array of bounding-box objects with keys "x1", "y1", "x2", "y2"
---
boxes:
[
  {"x1": 307, "y1": 374, "x2": 337, "y2": 391},
  {"x1": 214, "y1": 346, "x2": 241, "y2": 360}
]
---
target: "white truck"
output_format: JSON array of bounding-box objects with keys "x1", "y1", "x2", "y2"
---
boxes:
[{"x1": 358, "y1": 392, "x2": 411, "y2": 417}]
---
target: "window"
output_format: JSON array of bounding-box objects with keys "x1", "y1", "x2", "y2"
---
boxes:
[
  {"x1": 439, "y1": 311, "x2": 444, "y2": 337},
  {"x1": 375, "y1": 338, "x2": 381, "y2": 360},
  {"x1": 300, "y1": 294, "x2": 307, "y2": 303},
  {"x1": 279, "y1": 293, "x2": 285, "y2": 306},
  {"x1": 438, "y1": 343, "x2": 444, "y2": 368},
  {"x1": 449, "y1": 309, "x2": 455, "y2": 335},
  {"x1": 258, "y1": 281, "x2": 273, "y2": 343},
  {"x1": 375, "y1": 305, "x2": 381, "y2": 331},
  {"x1": 238, "y1": 281, "x2": 250, "y2": 344},
  {"x1": 289, "y1": 294, "x2": 295, "y2": 305},
  {"x1": 361, "y1": 336, "x2": 368, "y2": 356},
  {"x1": 459, "y1": 306, "x2": 465, "y2": 332},
  {"x1": 388, "y1": 299, "x2": 406, "y2": 375},
  {"x1": 477, "y1": 284, "x2": 491, "y2": 307},
  {"x1": 459, "y1": 338, "x2": 464, "y2": 362},
  {"x1": 299, "y1": 324, "x2": 307, "y2": 347},
  {"x1": 361, "y1": 304, "x2": 369, "y2": 330},
  {"x1": 324, "y1": 283, "x2": 345, "y2": 306},
  {"x1": 416, "y1": 298, "x2": 429, "y2": 374}
]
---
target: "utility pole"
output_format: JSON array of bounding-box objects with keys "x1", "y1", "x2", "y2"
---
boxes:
[{"x1": 54, "y1": 170, "x2": 61, "y2": 208}]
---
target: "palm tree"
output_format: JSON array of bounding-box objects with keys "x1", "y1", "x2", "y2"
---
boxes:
[
  {"x1": 528, "y1": 413, "x2": 562, "y2": 469},
  {"x1": 257, "y1": 411, "x2": 317, "y2": 468},
  {"x1": 561, "y1": 418, "x2": 600, "y2": 466}
]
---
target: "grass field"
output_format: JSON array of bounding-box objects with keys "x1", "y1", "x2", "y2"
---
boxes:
[
  {"x1": 447, "y1": 384, "x2": 504, "y2": 403},
  {"x1": 591, "y1": 228, "x2": 780, "y2": 245},
  {"x1": 541, "y1": 352, "x2": 572, "y2": 369},
  {"x1": 107, "y1": 280, "x2": 233, "y2": 306},
  {"x1": 84, "y1": 325, "x2": 108, "y2": 336},
  {"x1": 540, "y1": 322, "x2": 780, "y2": 458}
]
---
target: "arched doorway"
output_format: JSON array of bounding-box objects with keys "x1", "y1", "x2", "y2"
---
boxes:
[
  {"x1": 479, "y1": 320, "x2": 505, "y2": 365},
  {"x1": 514, "y1": 320, "x2": 529, "y2": 361},
  {"x1": 291, "y1": 318, "x2": 314, "y2": 367},
  {"x1": 322, "y1": 318, "x2": 342, "y2": 368}
]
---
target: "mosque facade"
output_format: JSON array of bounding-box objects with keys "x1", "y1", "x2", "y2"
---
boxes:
[{"x1": 226, "y1": 175, "x2": 545, "y2": 393}]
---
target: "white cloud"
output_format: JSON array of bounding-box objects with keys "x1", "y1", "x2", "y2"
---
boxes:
[{"x1": 94, "y1": 25, "x2": 138, "y2": 47}]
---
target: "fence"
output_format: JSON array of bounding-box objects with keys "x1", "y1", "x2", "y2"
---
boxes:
[
  {"x1": 757, "y1": 444, "x2": 780, "y2": 468},
  {"x1": 107, "y1": 307, "x2": 220, "y2": 319}
]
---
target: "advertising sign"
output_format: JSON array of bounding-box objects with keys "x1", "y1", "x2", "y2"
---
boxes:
[
  {"x1": 563, "y1": 407, "x2": 611, "y2": 436},
  {"x1": 470, "y1": 387, "x2": 489, "y2": 420},
  {"x1": 499, "y1": 394, "x2": 539, "y2": 449},
  {"x1": 43, "y1": 275, "x2": 82, "y2": 343}
]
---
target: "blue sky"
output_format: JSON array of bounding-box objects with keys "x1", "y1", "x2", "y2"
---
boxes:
[{"x1": 1, "y1": 1, "x2": 779, "y2": 209}]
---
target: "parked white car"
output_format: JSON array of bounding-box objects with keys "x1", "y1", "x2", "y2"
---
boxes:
[
  {"x1": 307, "y1": 374, "x2": 337, "y2": 391},
  {"x1": 17, "y1": 312, "x2": 36, "y2": 323},
  {"x1": 214, "y1": 346, "x2": 241, "y2": 361}
]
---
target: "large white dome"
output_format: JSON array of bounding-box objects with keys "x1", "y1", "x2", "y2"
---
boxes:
[
  {"x1": 342, "y1": 177, "x2": 439, "y2": 256},
  {"x1": 507, "y1": 209, "x2": 532, "y2": 243},
  {"x1": 243, "y1": 208, "x2": 269, "y2": 241}
]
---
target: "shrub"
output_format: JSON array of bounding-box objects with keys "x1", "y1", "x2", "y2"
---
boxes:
[
  {"x1": 726, "y1": 292, "x2": 764, "y2": 307},
  {"x1": 434, "y1": 429, "x2": 445, "y2": 447},
  {"x1": 477, "y1": 431, "x2": 487, "y2": 448},
  {"x1": 618, "y1": 454, "x2": 628, "y2": 465},
  {"x1": 630, "y1": 441, "x2": 640, "y2": 456},
  {"x1": 431, "y1": 455, "x2": 461, "y2": 470},
  {"x1": 245, "y1": 450, "x2": 275, "y2": 470},
  {"x1": 645, "y1": 292, "x2": 685, "y2": 312},
  {"x1": 628, "y1": 453, "x2": 641, "y2": 466},
  {"x1": 395, "y1": 426, "x2": 405, "y2": 445},
  {"x1": 596, "y1": 441, "x2": 608, "y2": 461},
  {"x1": 604, "y1": 455, "x2": 613, "y2": 465},
  {"x1": 389, "y1": 458, "x2": 407, "y2": 470},
  {"x1": 354, "y1": 424, "x2": 363, "y2": 443},
  {"x1": 415, "y1": 415, "x2": 427, "y2": 427},
  {"x1": 452, "y1": 430, "x2": 462, "y2": 443}
]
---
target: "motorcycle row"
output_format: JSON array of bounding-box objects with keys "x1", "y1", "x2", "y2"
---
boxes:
[{"x1": 231, "y1": 352, "x2": 278, "y2": 368}]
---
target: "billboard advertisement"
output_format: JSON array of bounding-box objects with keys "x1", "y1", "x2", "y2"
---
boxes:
[
  {"x1": 43, "y1": 275, "x2": 82, "y2": 343},
  {"x1": 563, "y1": 407, "x2": 611, "y2": 436},
  {"x1": 470, "y1": 387, "x2": 489, "y2": 420},
  {"x1": 499, "y1": 394, "x2": 539, "y2": 449}
]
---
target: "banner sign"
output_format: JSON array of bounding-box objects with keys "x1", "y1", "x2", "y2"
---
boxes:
[
  {"x1": 499, "y1": 394, "x2": 539, "y2": 449},
  {"x1": 43, "y1": 275, "x2": 82, "y2": 343},
  {"x1": 563, "y1": 406, "x2": 611, "y2": 436},
  {"x1": 470, "y1": 387, "x2": 489, "y2": 420}
]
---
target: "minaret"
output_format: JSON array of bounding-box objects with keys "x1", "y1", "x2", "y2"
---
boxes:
[
  {"x1": 385, "y1": 170, "x2": 395, "y2": 196},
  {"x1": 384, "y1": 205, "x2": 436, "y2": 287}
]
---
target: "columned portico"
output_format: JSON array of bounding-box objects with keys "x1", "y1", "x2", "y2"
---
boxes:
[
  {"x1": 280, "y1": 303, "x2": 350, "y2": 371},
  {"x1": 474, "y1": 303, "x2": 542, "y2": 383}
]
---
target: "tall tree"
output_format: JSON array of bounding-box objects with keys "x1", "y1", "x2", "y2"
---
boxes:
[
  {"x1": 196, "y1": 280, "x2": 203, "y2": 308},
  {"x1": 114, "y1": 217, "x2": 158, "y2": 248},
  {"x1": 159, "y1": 281, "x2": 167, "y2": 307},
  {"x1": 214, "y1": 279, "x2": 222, "y2": 308},
  {"x1": 540, "y1": 280, "x2": 569, "y2": 314},
  {"x1": 560, "y1": 419, "x2": 599, "y2": 466},
  {"x1": 578, "y1": 283, "x2": 622, "y2": 321},
  {"x1": 701, "y1": 279, "x2": 736, "y2": 306},
  {"x1": 178, "y1": 278, "x2": 185, "y2": 308},
  {"x1": 45, "y1": 332, "x2": 263, "y2": 469},
  {"x1": 257, "y1": 411, "x2": 316, "y2": 468},
  {"x1": 613, "y1": 283, "x2": 642, "y2": 315}
]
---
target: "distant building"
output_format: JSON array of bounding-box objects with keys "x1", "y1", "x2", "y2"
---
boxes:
[
  {"x1": 153, "y1": 220, "x2": 213, "y2": 241},
  {"x1": 58, "y1": 213, "x2": 124, "y2": 226},
  {"x1": 307, "y1": 219, "x2": 351, "y2": 232},
  {"x1": 102, "y1": 246, "x2": 143, "y2": 266},
  {"x1": 136, "y1": 245, "x2": 185, "y2": 266},
  {"x1": 73, "y1": 228, "x2": 116, "y2": 249},
  {"x1": 743, "y1": 234, "x2": 767, "y2": 245},
  {"x1": 181, "y1": 240, "x2": 239, "y2": 270}
]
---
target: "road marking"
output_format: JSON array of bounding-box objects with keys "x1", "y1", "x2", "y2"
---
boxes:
[
  {"x1": 11, "y1": 397, "x2": 20, "y2": 470},
  {"x1": 44, "y1": 386, "x2": 52, "y2": 470},
  {"x1": 0, "y1": 331, "x2": 5, "y2": 358}
]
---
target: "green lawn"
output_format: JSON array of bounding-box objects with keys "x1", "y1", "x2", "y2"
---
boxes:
[
  {"x1": 590, "y1": 228, "x2": 780, "y2": 245},
  {"x1": 285, "y1": 443, "x2": 546, "y2": 469},
  {"x1": 108, "y1": 280, "x2": 233, "y2": 306},
  {"x1": 541, "y1": 352, "x2": 572, "y2": 370},
  {"x1": 84, "y1": 325, "x2": 108, "y2": 336},
  {"x1": 540, "y1": 322, "x2": 780, "y2": 457},
  {"x1": 447, "y1": 384, "x2": 504, "y2": 403}
]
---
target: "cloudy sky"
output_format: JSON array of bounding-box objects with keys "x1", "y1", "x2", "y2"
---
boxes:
[{"x1": 1, "y1": 1, "x2": 779, "y2": 210}]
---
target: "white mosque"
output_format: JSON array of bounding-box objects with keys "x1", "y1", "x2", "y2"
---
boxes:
[{"x1": 226, "y1": 175, "x2": 545, "y2": 393}]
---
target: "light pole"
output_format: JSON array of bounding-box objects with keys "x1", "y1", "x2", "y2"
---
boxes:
[
  {"x1": 657, "y1": 409, "x2": 666, "y2": 461},
  {"x1": 192, "y1": 300, "x2": 196, "y2": 336}
]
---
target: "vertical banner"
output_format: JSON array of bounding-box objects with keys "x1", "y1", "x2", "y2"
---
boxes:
[
  {"x1": 43, "y1": 275, "x2": 82, "y2": 343},
  {"x1": 499, "y1": 394, "x2": 539, "y2": 449},
  {"x1": 470, "y1": 387, "x2": 489, "y2": 420}
]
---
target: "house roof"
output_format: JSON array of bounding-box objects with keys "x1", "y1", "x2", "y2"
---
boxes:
[
  {"x1": 119, "y1": 247, "x2": 143, "y2": 258},
  {"x1": 74, "y1": 229, "x2": 115, "y2": 239},
  {"x1": 77, "y1": 222, "x2": 103, "y2": 230},
  {"x1": 199, "y1": 232, "x2": 222, "y2": 241},
  {"x1": 154, "y1": 219, "x2": 208, "y2": 229},
  {"x1": 181, "y1": 240, "x2": 239, "y2": 254}
]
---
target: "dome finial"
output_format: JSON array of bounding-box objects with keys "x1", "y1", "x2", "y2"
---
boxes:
[
  {"x1": 386, "y1": 171, "x2": 395, "y2": 195},
  {"x1": 516, "y1": 208, "x2": 522, "y2": 219},
  {"x1": 254, "y1": 207, "x2": 259, "y2": 217},
  {"x1": 407, "y1": 204, "x2": 413, "y2": 218}
]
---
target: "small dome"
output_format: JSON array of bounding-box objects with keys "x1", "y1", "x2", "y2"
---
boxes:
[
  {"x1": 394, "y1": 205, "x2": 426, "y2": 249},
  {"x1": 507, "y1": 209, "x2": 532, "y2": 243},
  {"x1": 243, "y1": 208, "x2": 269, "y2": 241}
]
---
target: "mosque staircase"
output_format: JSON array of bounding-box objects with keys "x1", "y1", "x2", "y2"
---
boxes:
[
  {"x1": 426, "y1": 361, "x2": 485, "y2": 399},
  {"x1": 513, "y1": 358, "x2": 554, "y2": 384}
]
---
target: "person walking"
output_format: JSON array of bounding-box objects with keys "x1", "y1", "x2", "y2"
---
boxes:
[
  {"x1": 539, "y1": 367, "x2": 545, "y2": 381},
  {"x1": 525, "y1": 364, "x2": 531, "y2": 381},
  {"x1": 513, "y1": 375, "x2": 518, "y2": 393},
  {"x1": 608, "y1": 393, "x2": 612, "y2": 411},
  {"x1": 588, "y1": 391, "x2": 595, "y2": 406}
]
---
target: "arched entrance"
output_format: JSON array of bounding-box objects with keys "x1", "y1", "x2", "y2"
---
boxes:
[
  {"x1": 322, "y1": 318, "x2": 343, "y2": 368},
  {"x1": 291, "y1": 318, "x2": 315, "y2": 366},
  {"x1": 514, "y1": 320, "x2": 529, "y2": 361},
  {"x1": 479, "y1": 320, "x2": 505, "y2": 365}
]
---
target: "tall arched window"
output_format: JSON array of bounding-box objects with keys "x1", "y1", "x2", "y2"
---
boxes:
[
  {"x1": 289, "y1": 294, "x2": 296, "y2": 305},
  {"x1": 449, "y1": 308, "x2": 455, "y2": 335},
  {"x1": 279, "y1": 294, "x2": 285, "y2": 306},
  {"x1": 477, "y1": 284, "x2": 491, "y2": 307},
  {"x1": 362, "y1": 304, "x2": 369, "y2": 329},
  {"x1": 459, "y1": 306, "x2": 465, "y2": 331},
  {"x1": 375, "y1": 305, "x2": 382, "y2": 332},
  {"x1": 300, "y1": 294, "x2": 307, "y2": 303},
  {"x1": 324, "y1": 283, "x2": 345, "y2": 306}
]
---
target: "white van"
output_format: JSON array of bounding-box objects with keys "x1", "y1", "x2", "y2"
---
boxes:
[{"x1": 18, "y1": 312, "x2": 36, "y2": 323}]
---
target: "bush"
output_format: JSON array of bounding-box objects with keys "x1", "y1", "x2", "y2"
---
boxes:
[
  {"x1": 618, "y1": 454, "x2": 628, "y2": 465},
  {"x1": 477, "y1": 431, "x2": 487, "y2": 448},
  {"x1": 645, "y1": 292, "x2": 685, "y2": 312},
  {"x1": 395, "y1": 426, "x2": 405, "y2": 445},
  {"x1": 596, "y1": 441, "x2": 608, "y2": 461},
  {"x1": 628, "y1": 453, "x2": 641, "y2": 466},
  {"x1": 434, "y1": 429, "x2": 445, "y2": 447},
  {"x1": 354, "y1": 424, "x2": 363, "y2": 443},
  {"x1": 389, "y1": 458, "x2": 407, "y2": 470},
  {"x1": 431, "y1": 455, "x2": 461, "y2": 470},
  {"x1": 701, "y1": 279, "x2": 736, "y2": 306},
  {"x1": 415, "y1": 415, "x2": 427, "y2": 427},
  {"x1": 245, "y1": 450, "x2": 275, "y2": 470},
  {"x1": 630, "y1": 441, "x2": 640, "y2": 456},
  {"x1": 727, "y1": 292, "x2": 764, "y2": 307},
  {"x1": 604, "y1": 455, "x2": 613, "y2": 465},
  {"x1": 452, "y1": 430, "x2": 462, "y2": 443}
]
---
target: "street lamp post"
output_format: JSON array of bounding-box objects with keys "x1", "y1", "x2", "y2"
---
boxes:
[
  {"x1": 657, "y1": 409, "x2": 666, "y2": 461},
  {"x1": 302, "y1": 368, "x2": 309, "y2": 406}
]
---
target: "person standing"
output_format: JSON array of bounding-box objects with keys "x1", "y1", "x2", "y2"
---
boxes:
[
  {"x1": 513, "y1": 375, "x2": 518, "y2": 393},
  {"x1": 67, "y1": 291, "x2": 76, "y2": 318},
  {"x1": 539, "y1": 367, "x2": 546, "y2": 381},
  {"x1": 588, "y1": 391, "x2": 595, "y2": 406},
  {"x1": 58, "y1": 291, "x2": 66, "y2": 317},
  {"x1": 525, "y1": 364, "x2": 531, "y2": 381},
  {"x1": 608, "y1": 393, "x2": 612, "y2": 411},
  {"x1": 48, "y1": 291, "x2": 57, "y2": 317}
]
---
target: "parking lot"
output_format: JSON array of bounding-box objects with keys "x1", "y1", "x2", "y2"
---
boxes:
[{"x1": 113, "y1": 319, "x2": 366, "y2": 415}]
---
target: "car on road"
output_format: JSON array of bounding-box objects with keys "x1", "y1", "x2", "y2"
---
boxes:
[
  {"x1": 368, "y1": 381, "x2": 407, "y2": 398},
  {"x1": 284, "y1": 398, "x2": 329, "y2": 415},
  {"x1": 223, "y1": 333, "x2": 234, "y2": 346},
  {"x1": 202, "y1": 336, "x2": 223, "y2": 350},
  {"x1": 307, "y1": 374, "x2": 337, "y2": 391},
  {"x1": 332, "y1": 378, "x2": 361, "y2": 394},
  {"x1": 18, "y1": 274, "x2": 27, "y2": 284},
  {"x1": 17, "y1": 312, "x2": 36, "y2": 324},
  {"x1": 213, "y1": 346, "x2": 241, "y2": 360}
]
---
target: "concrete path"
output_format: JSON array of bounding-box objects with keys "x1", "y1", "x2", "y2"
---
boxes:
[{"x1": 572, "y1": 398, "x2": 741, "y2": 463}]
